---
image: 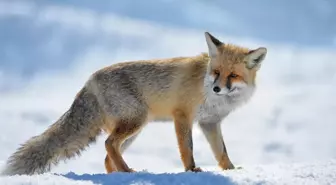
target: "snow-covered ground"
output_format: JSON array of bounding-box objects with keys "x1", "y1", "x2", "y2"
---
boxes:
[
  {"x1": 1, "y1": 1, "x2": 336, "y2": 185},
  {"x1": 1, "y1": 160, "x2": 336, "y2": 185}
]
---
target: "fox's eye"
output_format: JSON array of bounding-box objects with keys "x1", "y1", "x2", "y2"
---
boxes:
[
  {"x1": 214, "y1": 70, "x2": 220, "y2": 75},
  {"x1": 229, "y1": 73, "x2": 238, "y2": 78}
]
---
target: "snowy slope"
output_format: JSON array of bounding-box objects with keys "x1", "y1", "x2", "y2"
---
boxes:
[{"x1": 1, "y1": 160, "x2": 336, "y2": 185}]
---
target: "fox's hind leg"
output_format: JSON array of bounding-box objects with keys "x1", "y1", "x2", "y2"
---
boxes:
[
  {"x1": 93, "y1": 73, "x2": 148, "y2": 172},
  {"x1": 105, "y1": 116, "x2": 146, "y2": 172},
  {"x1": 104, "y1": 133, "x2": 140, "y2": 173},
  {"x1": 104, "y1": 155, "x2": 114, "y2": 173}
]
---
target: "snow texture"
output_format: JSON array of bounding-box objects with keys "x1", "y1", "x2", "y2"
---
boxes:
[{"x1": 1, "y1": 160, "x2": 336, "y2": 185}]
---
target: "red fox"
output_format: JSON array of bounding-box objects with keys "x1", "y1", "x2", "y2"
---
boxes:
[{"x1": 1, "y1": 32, "x2": 267, "y2": 175}]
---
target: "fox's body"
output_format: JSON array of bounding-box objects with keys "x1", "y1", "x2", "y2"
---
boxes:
[
  {"x1": 1, "y1": 32, "x2": 267, "y2": 175},
  {"x1": 91, "y1": 53, "x2": 209, "y2": 124}
]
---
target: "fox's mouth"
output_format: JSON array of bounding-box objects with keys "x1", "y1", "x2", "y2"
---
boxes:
[
  {"x1": 229, "y1": 87, "x2": 238, "y2": 93},
  {"x1": 227, "y1": 87, "x2": 243, "y2": 97},
  {"x1": 228, "y1": 87, "x2": 239, "y2": 94},
  {"x1": 213, "y1": 89, "x2": 238, "y2": 97}
]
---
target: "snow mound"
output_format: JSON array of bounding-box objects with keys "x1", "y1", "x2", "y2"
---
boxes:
[{"x1": 1, "y1": 160, "x2": 335, "y2": 185}]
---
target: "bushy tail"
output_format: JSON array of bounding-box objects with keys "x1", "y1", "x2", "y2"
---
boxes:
[{"x1": 1, "y1": 87, "x2": 104, "y2": 176}]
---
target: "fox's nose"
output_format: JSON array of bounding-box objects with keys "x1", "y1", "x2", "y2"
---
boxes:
[{"x1": 213, "y1": 86, "x2": 221, "y2": 93}]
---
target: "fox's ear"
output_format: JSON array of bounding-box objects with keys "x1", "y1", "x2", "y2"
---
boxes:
[
  {"x1": 245, "y1": 47, "x2": 267, "y2": 70},
  {"x1": 205, "y1": 32, "x2": 223, "y2": 58}
]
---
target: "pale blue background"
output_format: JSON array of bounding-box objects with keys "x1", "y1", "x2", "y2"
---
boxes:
[{"x1": 1, "y1": 0, "x2": 335, "y2": 77}]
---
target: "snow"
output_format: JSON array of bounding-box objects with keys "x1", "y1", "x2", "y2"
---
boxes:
[
  {"x1": 1, "y1": 160, "x2": 336, "y2": 185},
  {"x1": 1, "y1": 1, "x2": 336, "y2": 185}
]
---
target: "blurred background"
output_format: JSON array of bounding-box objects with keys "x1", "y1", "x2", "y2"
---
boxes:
[{"x1": 0, "y1": 0, "x2": 336, "y2": 174}]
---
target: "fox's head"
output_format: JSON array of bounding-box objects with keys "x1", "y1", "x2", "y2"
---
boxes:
[{"x1": 203, "y1": 32, "x2": 267, "y2": 101}]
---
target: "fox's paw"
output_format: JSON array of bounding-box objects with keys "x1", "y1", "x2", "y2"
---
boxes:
[
  {"x1": 220, "y1": 162, "x2": 235, "y2": 170},
  {"x1": 221, "y1": 163, "x2": 243, "y2": 170},
  {"x1": 128, "y1": 168, "x2": 137, "y2": 173},
  {"x1": 187, "y1": 167, "x2": 203, "y2": 172},
  {"x1": 120, "y1": 168, "x2": 137, "y2": 173}
]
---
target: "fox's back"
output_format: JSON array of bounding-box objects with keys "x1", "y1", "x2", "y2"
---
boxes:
[{"x1": 87, "y1": 54, "x2": 209, "y2": 120}]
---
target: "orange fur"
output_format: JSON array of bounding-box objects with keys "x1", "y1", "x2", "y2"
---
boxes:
[
  {"x1": 210, "y1": 44, "x2": 259, "y2": 88},
  {"x1": 172, "y1": 109, "x2": 199, "y2": 172},
  {"x1": 104, "y1": 155, "x2": 115, "y2": 173}
]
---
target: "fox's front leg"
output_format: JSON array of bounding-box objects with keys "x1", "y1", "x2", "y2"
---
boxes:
[
  {"x1": 173, "y1": 110, "x2": 202, "y2": 172},
  {"x1": 199, "y1": 121, "x2": 234, "y2": 170}
]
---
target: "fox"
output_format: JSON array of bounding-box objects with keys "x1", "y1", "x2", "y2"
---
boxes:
[{"x1": 1, "y1": 32, "x2": 267, "y2": 175}]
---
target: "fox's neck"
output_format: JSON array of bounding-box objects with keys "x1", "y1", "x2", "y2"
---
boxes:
[{"x1": 197, "y1": 54, "x2": 212, "y2": 104}]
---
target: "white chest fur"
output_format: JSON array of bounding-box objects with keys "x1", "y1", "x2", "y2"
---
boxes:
[{"x1": 194, "y1": 86, "x2": 255, "y2": 124}]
